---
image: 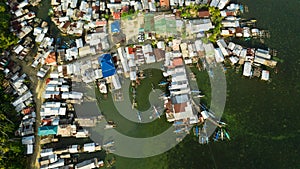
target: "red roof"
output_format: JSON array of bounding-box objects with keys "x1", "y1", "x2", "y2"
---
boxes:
[
  {"x1": 46, "y1": 78, "x2": 51, "y2": 84},
  {"x1": 172, "y1": 58, "x2": 184, "y2": 67},
  {"x1": 160, "y1": 0, "x2": 170, "y2": 7},
  {"x1": 96, "y1": 20, "x2": 107, "y2": 27},
  {"x1": 113, "y1": 12, "x2": 121, "y2": 20},
  {"x1": 22, "y1": 107, "x2": 32, "y2": 115},
  {"x1": 127, "y1": 47, "x2": 135, "y2": 54},
  {"x1": 226, "y1": 11, "x2": 236, "y2": 16},
  {"x1": 45, "y1": 52, "x2": 57, "y2": 65}
]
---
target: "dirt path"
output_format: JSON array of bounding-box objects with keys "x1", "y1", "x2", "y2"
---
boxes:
[{"x1": 11, "y1": 56, "x2": 46, "y2": 169}]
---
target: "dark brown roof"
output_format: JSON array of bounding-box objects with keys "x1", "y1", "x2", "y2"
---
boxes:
[
  {"x1": 154, "y1": 48, "x2": 165, "y2": 62},
  {"x1": 198, "y1": 11, "x2": 210, "y2": 18},
  {"x1": 174, "y1": 102, "x2": 187, "y2": 113}
]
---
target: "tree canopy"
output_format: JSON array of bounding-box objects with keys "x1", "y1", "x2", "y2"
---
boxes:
[
  {"x1": 0, "y1": 73, "x2": 26, "y2": 169},
  {"x1": 0, "y1": 2, "x2": 18, "y2": 52}
]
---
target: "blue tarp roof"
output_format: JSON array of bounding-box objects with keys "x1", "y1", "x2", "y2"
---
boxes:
[
  {"x1": 98, "y1": 54, "x2": 116, "y2": 78},
  {"x1": 111, "y1": 21, "x2": 120, "y2": 33},
  {"x1": 38, "y1": 125, "x2": 58, "y2": 136}
]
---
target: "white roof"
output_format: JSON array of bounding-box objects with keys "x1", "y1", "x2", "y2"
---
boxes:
[
  {"x1": 261, "y1": 70, "x2": 270, "y2": 81},
  {"x1": 157, "y1": 41, "x2": 165, "y2": 50},
  {"x1": 40, "y1": 148, "x2": 54, "y2": 157},
  {"x1": 48, "y1": 159, "x2": 64, "y2": 168},
  {"x1": 243, "y1": 62, "x2": 252, "y2": 77},
  {"x1": 130, "y1": 71, "x2": 137, "y2": 81},
  {"x1": 83, "y1": 143, "x2": 96, "y2": 152},
  {"x1": 229, "y1": 56, "x2": 239, "y2": 64},
  {"x1": 111, "y1": 74, "x2": 121, "y2": 90},
  {"x1": 22, "y1": 135, "x2": 35, "y2": 145},
  {"x1": 14, "y1": 45, "x2": 24, "y2": 54},
  {"x1": 76, "y1": 38, "x2": 84, "y2": 48},
  {"x1": 26, "y1": 144, "x2": 33, "y2": 154},
  {"x1": 217, "y1": 0, "x2": 229, "y2": 9},
  {"x1": 69, "y1": 145, "x2": 79, "y2": 153},
  {"x1": 13, "y1": 91, "x2": 32, "y2": 107},
  {"x1": 214, "y1": 48, "x2": 224, "y2": 63}
]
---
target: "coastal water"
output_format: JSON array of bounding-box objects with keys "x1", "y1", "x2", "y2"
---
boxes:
[
  {"x1": 164, "y1": 0, "x2": 300, "y2": 168},
  {"x1": 114, "y1": 0, "x2": 300, "y2": 168}
]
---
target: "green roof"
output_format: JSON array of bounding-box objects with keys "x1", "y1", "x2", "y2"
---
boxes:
[{"x1": 38, "y1": 125, "x2": 58, "y2": 136}]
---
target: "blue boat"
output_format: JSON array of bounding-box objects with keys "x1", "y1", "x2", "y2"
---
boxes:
[
  {"x1": 240, "y1": 4, "x2": 244, "y2": 13},
  {"x1": 158, "y1": 81, "x2": 168, "y2": 86},
  {"x1": 195, "y1": 126, "x2": 199, "y2": 137},
  {"x1": 174, "y1": 121, "x2": 184, "y2": 126}
]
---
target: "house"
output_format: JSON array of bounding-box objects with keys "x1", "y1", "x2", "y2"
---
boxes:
[
  {"x1": 222, "y1": 20, "x2": 240, "y2": 28},
  {"x1": 12, "y1": 90, "x2": 33, "y2": 107},
  {"x1": 40, "y1": 102, "x2": 67, "y2": 117},
  {"x1": 216, "y1": 39, "x2": 229, "y2": 56},
  {"x1": 255, "y1": 49, "x2": 271, "y2": 60},
  {"x1": 261, "y1": 70, "x2": 270, "y2": 81},
  {"x1": 142, "y1": 44, "x2": 156, "y2": 64},
  {"x1": 243, "y1": 61, "x2": 252, "y2": 77},
  {"x1": 111, "y1": 21, "x2": 120, "y2": 33},
  {"x1": 113, "y1": 12, "x2": 121, "y2": 20},
  {"x1": 187, "y1": 19, "x2": 214, "y2": 33},
  {"x1": 83, "y1": 143, "x2": 100, "y2": 152},
  {"x1": 76, "y1": 38, "x2": 84, "y2": 48},
  {"x1": 214, "y1": 48, "x2": 224, "y2": 63},
  {"x1": 198, "y1": 11, "x2": 210, "y2": 18},
  {"x1": 22, "y1": 135, "x2": 35, "y2": 145},
  {"x1": 153, "y1": 48, "x2": 165, "y2": 62},
  {"x1": 117, "y1": 47, "x2": 130, "y2": 75},
  {"x1": 79, "y1": 46, "x2": 95, "y2": 57},
  {"x1": 98, "y1": 54, "x2": 116, "y2": 78},
  {"x1": 111, "y1": 74, "x2": 121, "y2": 90},
  {"x1": 210, "y1": 0, "x2": 220, "y2": 7},
  {"x1": 38, "y1": 125, "x2": 58, "y2": 136},
  {"x1": 45, "y1": 52, "x2": 57, "y2": 66},
  {"x1": 217, "y1": 0, "x2": 229, "y2": 9},
  {"x1": 148, "y1": 1, "x2": 156, "y2": 12},
  {"x1": 40, "y1": 148, "x2": 54, "y2": 157},
  {"x1": 160, "y1": 0, "x2": 170, "y2": 9},
  {"x1": 14, "y1": 45, "x2": 24, "y2": 54},
  {"x1": 75, "y1": 158, "x2": 100, "y2": 169},
  {"x1": 26, "y1": 144, "x2": 33, "y2": 155}
]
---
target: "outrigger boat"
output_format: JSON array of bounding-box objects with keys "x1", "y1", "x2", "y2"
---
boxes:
[
  {"x1": 152, "y1": 105, "x2": 161, "y2": 119},
  {"x1": 137, "y1": 111, "x2": 142, "y2": 123},
  {"x1": 195, "y1": 126, "x2": 199, "y2": 137},
  {"x1": 224, "y1": 129, "x2": 231, "y2": 140},
  {"x1": 220, "y1": 128, "x2": 224, "y2": 140},
  {"x1": 193, "y1": 94, "x2": 205, "y2": 98}
]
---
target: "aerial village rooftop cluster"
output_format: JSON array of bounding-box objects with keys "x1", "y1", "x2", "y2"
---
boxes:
[{"x1": 0, "y1": 0, "x2": 280, "y2": 167}]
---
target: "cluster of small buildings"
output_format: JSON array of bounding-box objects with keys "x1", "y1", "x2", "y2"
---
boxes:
[
  {"x1": 36, "y1": 72, "x2": 108, "y2": 168},
  {"x1": 38, "y1": 143, "x2": 104, "y2": 168},
  {"x1": 9, "y1": 0, "x2": 37, "y2": 60},
  {"x1": 220, "y1": 3, "x2": 264, "y2": 38},
  {"x1": 0, "y1": 57, "x2": 36, "y2": 155},
  {"x1": 51, "y1": 0, "x2": 108, "y2": 36}
]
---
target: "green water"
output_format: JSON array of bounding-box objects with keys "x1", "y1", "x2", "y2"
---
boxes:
[{"x1": 108, "y1": 0, "x2": 300, "y2": 168}]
